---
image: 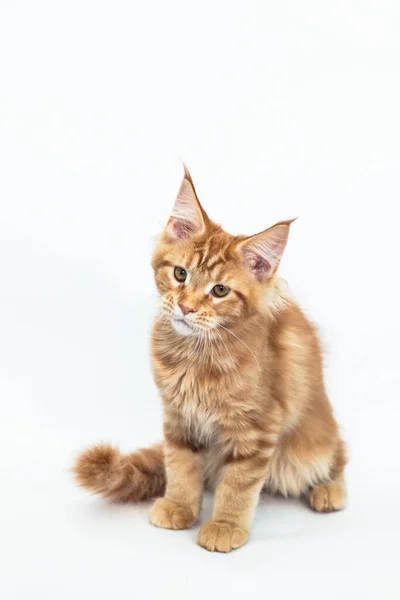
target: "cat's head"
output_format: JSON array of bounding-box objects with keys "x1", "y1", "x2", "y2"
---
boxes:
[{"x1": 152, "y1": 167, "x2": 294, "y2": 337}]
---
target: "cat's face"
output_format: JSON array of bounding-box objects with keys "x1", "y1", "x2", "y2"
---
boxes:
[{"x1": 152, "y1": 167, "x2": 293, "y2": 337}]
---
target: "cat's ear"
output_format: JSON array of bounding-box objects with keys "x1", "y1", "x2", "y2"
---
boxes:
[
  {"x1": 237, "y1": 220, "x2": 295, "y2": 280},
  {"x1": 166, "y1": 167, "x2": 209, "y2": 240}
]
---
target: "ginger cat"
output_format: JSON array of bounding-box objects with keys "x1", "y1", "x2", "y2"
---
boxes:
[{"x1": 73, "y1": 167, "x2": 347, "y2": 552}]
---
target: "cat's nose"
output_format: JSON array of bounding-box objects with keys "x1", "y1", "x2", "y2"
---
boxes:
[{"x1": 179, "y1": 304, "x2": 196, "y2": 316}]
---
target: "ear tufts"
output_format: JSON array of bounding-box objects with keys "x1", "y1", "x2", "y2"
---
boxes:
[
  {"x1": 166, "y1": 166, "x2": 208, "y2": 240},
  {"x1": 182, "y1": 163, "x2": 194, "y2": 187}
]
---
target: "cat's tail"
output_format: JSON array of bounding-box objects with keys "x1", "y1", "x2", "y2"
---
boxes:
[{"x1": 72, "y1": 442, "x2": 165, "y2": 502}]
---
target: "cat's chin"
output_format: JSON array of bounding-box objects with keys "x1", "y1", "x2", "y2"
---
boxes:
[{"x1": 170, "y1": 316, "x2": 195, "y2": 337}]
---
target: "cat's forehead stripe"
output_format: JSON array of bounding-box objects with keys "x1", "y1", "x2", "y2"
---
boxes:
[
  {"x1": 194, "y1": 234, "x2": 234, "y2": 264},
  {"x1": 189, "y1": 252, "x2": 203, "y2": 269},
  {"x1": 206, "y1": 255, "x2": 226, "y2": 270}
]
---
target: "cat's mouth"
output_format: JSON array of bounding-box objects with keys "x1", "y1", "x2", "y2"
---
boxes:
[{"x1": 170, "y1": 315, "x2": 195, "y2": 336}]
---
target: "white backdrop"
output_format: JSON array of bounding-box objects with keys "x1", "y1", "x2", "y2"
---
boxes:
[{"x1": 1, "y1": 1, "x2": 399, "y2": 598}]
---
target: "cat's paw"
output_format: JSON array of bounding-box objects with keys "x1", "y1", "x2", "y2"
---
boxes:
[
  {"x1": 197, "y1": 521, "x2": 249, "y2": 553},
  {"x1": 308, "y1": 481, "x2": 346, "y2": 512},
  {"x1": 149, "y1": 498, "x2": 197, "y2": 530}
]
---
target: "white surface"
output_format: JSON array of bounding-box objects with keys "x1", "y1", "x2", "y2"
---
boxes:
[{"x1": 1, "y1": 1, "x2": 399, "y2": 598}]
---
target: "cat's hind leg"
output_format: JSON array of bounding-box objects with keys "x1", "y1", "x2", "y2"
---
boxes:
[{"x1": 307, "y1": 441, "x2": 347, "y2": 512}]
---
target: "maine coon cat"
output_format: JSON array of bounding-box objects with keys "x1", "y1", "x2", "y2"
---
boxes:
[{"x1": 73, "y1": 167, "x2": 347, "y2": 553}]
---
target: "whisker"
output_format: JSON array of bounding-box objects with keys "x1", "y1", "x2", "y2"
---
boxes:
[
  {"x1": 153, "y1": 311, "x2": 169, "y2": 327},
  {"x1": 218, "y1": 323, "x2": 262, "y2": 374},
  {"x1": 206, "y1": 330, "x2": 214, "y2": 376},
  {"x1": 214, "y1": 329, "x2": 245, "y2": 388},
  {"x1": 214, "y1": 329, "x2": 235, "y2": 368}
]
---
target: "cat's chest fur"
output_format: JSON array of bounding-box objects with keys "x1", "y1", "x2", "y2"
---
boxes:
[
  {"x1": 159, "y1": 364, "x2": 228, "y2": 449},
  {"x1": 179, "y1": 399, "x2": 218, "y2": 449},
  {"x1": 153, "y1": 336, "x2": 258, "y2": 451},
  {"x1": 177, "y1": 368, "x2": 221, "y2": 440}
]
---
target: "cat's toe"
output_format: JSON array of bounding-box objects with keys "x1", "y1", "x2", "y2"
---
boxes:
[
  {"x1": 308, "y1": 481, "x2": 347, "y2": 512},
  {"x1": 197, "y1": 521, "x2": 248, "y2": 553},
  {"x1": 149, "y1": 498, "x2": 196, "y2": 530}
]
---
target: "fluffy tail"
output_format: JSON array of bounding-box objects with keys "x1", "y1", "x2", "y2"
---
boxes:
[{"x1": 72, "y1": 442, "x2": 165, "y2": 502}]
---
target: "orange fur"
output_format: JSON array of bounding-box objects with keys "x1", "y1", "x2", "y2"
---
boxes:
[
  {"x1": 73, "y1": 167, "x2": 347, "y2": 553},
  {"x1": 73, "y1": 443, "x2": 165, "y2": 501}
]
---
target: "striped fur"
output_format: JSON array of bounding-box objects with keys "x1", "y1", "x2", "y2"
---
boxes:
[{"x1": 73, "y1": 167, "x2": 347, "y2": 553}]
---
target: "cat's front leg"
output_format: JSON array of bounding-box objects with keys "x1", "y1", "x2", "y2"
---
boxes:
[
  {"x1": 198, "y1": 421, "x2": 281, "y2": 552},
  {"x1": 149, "y1": 437, "x2": 203, "y2": 530}
]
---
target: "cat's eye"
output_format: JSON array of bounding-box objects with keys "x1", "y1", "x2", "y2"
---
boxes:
[
  {"x1": 174, "y1": 267, "x2": 187, "y2": 282},
  {"x1": 211, "y1": 284, "x2": 230, "y2": 298}
]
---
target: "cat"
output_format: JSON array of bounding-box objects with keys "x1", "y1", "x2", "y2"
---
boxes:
[{"x1": 73, "y1": 167, "x2": 347, "y2": 553}]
